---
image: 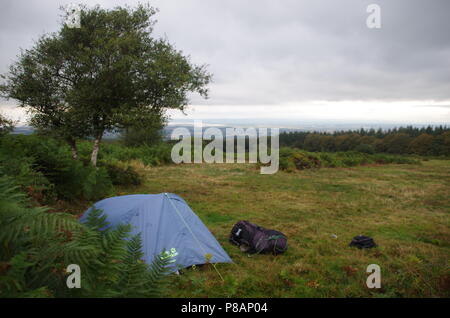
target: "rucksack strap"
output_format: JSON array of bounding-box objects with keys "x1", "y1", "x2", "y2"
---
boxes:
[{"x1": 267, "y1": 234, "x2": 285, "y2": 240}]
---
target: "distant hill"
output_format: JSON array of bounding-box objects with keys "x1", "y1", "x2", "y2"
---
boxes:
[
  {"x1": 11, "y1": 122, "x2": 447, "y2": 139},
  {"x1": 12, "y1": 126, "x2": 34, "y2": 135}
]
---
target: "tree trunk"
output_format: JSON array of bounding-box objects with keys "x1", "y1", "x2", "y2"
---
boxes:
[
  {"x1": 67, "y1": 138, "x2": 78, "y2": 160},
  {"x1": 90, "y1": 131, "x2": 103, "y2": 167}
]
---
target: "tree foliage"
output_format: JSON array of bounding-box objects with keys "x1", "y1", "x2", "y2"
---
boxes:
[
  {"x1": 1, "y1": 4, "x2": 211, "y2": 165},
  {"x1": 280, "y1": 126, "x2": 450, "y2": 156},
  {"x1": 0, "y1": 113, "x2": 14, "y2": 137},
  {"x1": 121, "y1": 111, "x2": 166, "y2": 147}
]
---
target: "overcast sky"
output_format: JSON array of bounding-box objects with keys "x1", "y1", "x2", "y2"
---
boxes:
[{"x1": 1, "y1": 0, "x2": 449, "y2": 126}]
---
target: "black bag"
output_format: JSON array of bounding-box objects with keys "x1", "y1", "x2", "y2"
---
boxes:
[
  {"x1": 349, "y1": 235, "x2": 377, "y2": 249},
  {"x1": 229, "y1": 220, "x2": 288, "y2": 255}
]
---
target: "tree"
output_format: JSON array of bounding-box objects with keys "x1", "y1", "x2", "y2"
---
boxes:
[
  {"x1": 1, "y1": 4, "x2": 211, "y2": 166},
  {"x1": 383, "y1": 133, "x2": 412, "y2": 154},
  {"x1": 443, "y1": 131, "x2": 450, "y2": 156},
  {"x1": 0, "y1": 35, "x2": 90, "y2": 159},
  {"x1": 0, "y1": 113, "x2": 15, "y2": 137},
  {"x1": 334, "y1": 134, "x2": 361, "y2": 151},
  {"x1": 408, "y1": 133, "x2": 433, "y2": 155},
  {"x1": 429, "y1": 132, "x2": 450, "y2": 156},
  {"x1": 355, "y1": 143, "x2": 375, "y2": 154},
  {"x1": 121, "y1": 111, "x2": 166, "y2": 147},
  {"x1": 303, "y1": 134, "x2": 322, "y2": 151},
  {"x1": 319, "y1": 135, "x2": 336, "y2": 152}
]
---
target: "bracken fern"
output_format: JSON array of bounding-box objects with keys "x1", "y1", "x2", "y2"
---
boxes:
[{"x1": 0, "y1": 176, "x2": 173, "y2": 298}]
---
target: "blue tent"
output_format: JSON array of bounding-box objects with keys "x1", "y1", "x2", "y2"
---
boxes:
[{"x1": 80, "y1": 193, "x2": 232, "y2": 271}]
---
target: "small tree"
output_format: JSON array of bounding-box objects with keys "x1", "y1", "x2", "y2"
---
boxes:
[{"x1": 1, "y1": 4, "x2": 211, "y2": 166}]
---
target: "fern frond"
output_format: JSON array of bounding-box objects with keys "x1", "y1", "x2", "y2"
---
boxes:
[
  {"x1": 144, "y1": 250, "x2": 175, "y2": 297},
  {"x1": 83, "y1": 208, "x2": 109, "y2": 231}
]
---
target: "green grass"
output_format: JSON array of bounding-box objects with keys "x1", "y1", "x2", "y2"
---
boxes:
[{"x1": 76, "y1": 159, "x2": 450, "y2": 297}]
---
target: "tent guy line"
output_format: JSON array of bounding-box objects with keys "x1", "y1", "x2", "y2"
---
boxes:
[{"x1": 164, "y1": 192, "x2": 225, "y2": 281}]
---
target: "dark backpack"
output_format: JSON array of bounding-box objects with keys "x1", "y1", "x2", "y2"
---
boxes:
[
  {"x1": 229, "y1": 220, "x2": 288, "y2": 255},
  {"x1": 349, "y1": 235, "x2": 377, "y2": 249}
]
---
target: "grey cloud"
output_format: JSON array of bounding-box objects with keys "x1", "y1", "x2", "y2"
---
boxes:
[{"x1": 1, "y1": 0, "x2": 449, "y2": 108}]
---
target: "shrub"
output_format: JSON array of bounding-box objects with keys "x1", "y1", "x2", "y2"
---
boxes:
[
  {"x1": 279, "y1": 148, "x2": 298, "y2": 172},
  {"x1": 355, "y1": 143, "x2": 375, "y2": 154},
  {"x1": 279, "y1": 148, "x2": 420, "y2": 172},
  {"x1": 291, "y1": 152, "x2": 321, "y2": 170},
  {"x1": 0, "y1": 136, "x2": 56, "y2": 203},
  {"x1": 279, "y1": 148, "x2": 321, "y2": 171},
  {"x1": 337, "y1": 152, "x2": 366, "y2": 167},
  {"x1": 139, "y1": 143, "x2": 173, "y2": 166},
  {"x1": 317, "y1": 153, "x2": 340, "y2": 167},
  {"x1": 102, "y1": 160, "x2": 142, "y2": 186},
  {"x1": 372, "y1": 153, "x2": 419, "y2": 165},
  {"x1": 81, "y1": 166, "x2": 114, "y2": 201},
  {"x1": 78, "y1": 140, "x2": 173, "y2": 167},
  {"x1": 0, "y1": 135, "x2": 113, "y2": 201}
]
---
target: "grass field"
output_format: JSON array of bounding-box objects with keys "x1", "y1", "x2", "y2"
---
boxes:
[{"x1": 76, "y1": 159, "x2": 450, "y2": 297}]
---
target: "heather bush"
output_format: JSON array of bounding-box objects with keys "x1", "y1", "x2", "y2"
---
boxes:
[
  {"x1": 101, "y1": 159, "x2": 142, "y2": 186},
  {"x1": 279, "y1": 148, "x2": 420, "y2": 172}
]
